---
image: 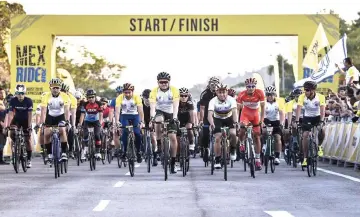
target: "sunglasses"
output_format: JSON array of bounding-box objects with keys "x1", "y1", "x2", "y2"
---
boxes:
[
  {"x1": 180, "y1": 95, "x2": 188, "y2": 98},
  {"x1": 266, "y1": 93, "x2": 274, "y2": 97},
  {"x1": 159, "y1": 81, "x2": 169, "y2": 84},
  {"x1": 15, "y1": 92, "x2": 25, "y2": 95},
  {"x1": 246, "y1": 85, "x2": 256, "y2": 89},
  {"x1": 87, "y1": 96, "x2": 95, "y2": 99},
  {"x1": 51, "y1": 86, "x2": 60, "y2": 90},
  {"x1": 304, "y1": 89, "x2": 311, "y2": 92},
  {"x1": 123, "y1": 91, "x2": 132, "y2": 94}
]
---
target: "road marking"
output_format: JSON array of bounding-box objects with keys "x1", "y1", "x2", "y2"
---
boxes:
[
  {"x1": 264, "y1": 211, "x2": 294, "y2": 217},
  {"x1": 135, "y1": 164, "x2": 140, "y2": 168},
  {"x1": 93, "y1": 200, "x2": 110, "y2": 212},
  {"x1": 125, "y1": 172, "x2": 130, "y2": 176},
  {"x1": 318, "y1": 167, "x2": 360, "y2": 183},
  {"x1": 113, "y1": 181, "x2": 125, "y2": 187}
]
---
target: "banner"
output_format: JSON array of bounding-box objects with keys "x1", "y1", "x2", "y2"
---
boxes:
[
  {"x1": 294, "y1": 34, "x2": 347, "y2": 88},
  {"x1": 302, "y1": 23, "x2": 330, "y2": 71}
]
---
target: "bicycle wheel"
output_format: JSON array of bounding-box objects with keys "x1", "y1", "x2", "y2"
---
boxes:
[
  {"x1": 117, "y1": 154, "x2": 122, "y2": 168},
  {"x1": 180, "y1": 137, "x2": 186, "y2": 177},
  {"x1": 107, "y1": 139, "x2": 112, "y2": 164},
  {"x1": 54, "y1": 159, "x2": 59, "y2": 179},
  {"x1": 243, "y1": 143, "x2": 247, "y2": 172},
  {"x1": 307, "y1": 141, "x2": 313, "y2": 177},
  {"x1": 20, "y1": 145, "x2": 28, "y2": 173},
  {"x1": 264, "y1": 155, "x2": 269, "y2": 174},
  {"x1": 129, "y1": 158, "x2": 135, "y2": 177},
  {"x1": 312, "y1": 142, "x2": 318, "y2": 176},
  {"x1": 292, "y1": 151, "x2": 297, "y2": 168},
  {"x1": 74, "y1": 135, "x2": 81, "y2": 166},
  {"x1": 249, "y1": 143, "x2": 255, "y2": 178},
  {"x1": 101, "y1": 135, "x2": 107, "y2": 165},
  {"x1": 12, "y1": 141, "x2": 20, "y2": 173},
  {"x1": 210, "y1": 143, "x2": 215, "y2": 175},
  {"x1": 89, "y1": 143, "x2": 94, "y2": 171},
  {"x1": 222, "y1": 139, "x2": 227, "y2": 181},
  {"x1": 42, "y1": 148, "x2": 47, "y2": 165},
  {"x1": 163, "y1": 137, "x2": 169, "y2": 181},
  {"x1": 270, "y1": 158, "x2": 275, "y2": 173},
  {"x1": 186, "y1": 141, "x2": 190, "y2": 173}
]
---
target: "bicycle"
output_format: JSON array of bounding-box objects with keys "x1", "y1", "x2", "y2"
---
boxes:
[
  {"x1": 119, "y1": 124, "x2": 137, "y2": 177},
  {"x1": 153, "y1": 121, "x2": 171, "y2": 181},
  {"x1": 244, "y1": 123, "x2": 256, "y2": 178},
  {"x1": 264, "y1": 125, "x2": 275, "y2": 174},
  {"x1": 287, "y1": 125, "x2": 303, "y2": 168},
  {"x1": 100, "y1": 127, "x2": 109, "y2": 165},
  {"x1": 142, "y1": 126, "x2": 153, "y2": 173},
  {"x1": 220, "y1": 127, "x2": 230, "y2": 181},
  {"x1": 74, "y1": 127, "x2": 82, "y2": 166},
  {"x1": 192, "y1": 126, "x2": 200, "y2": 158},
  {"x1": 87, "y1": 127, "x2": 97, "y2": 171},
  {"x1": 305, "y1": 123, "x2": 322, "y2": 177},
  {"x1": 179, "y1": 127, "x2": 191, "y2": 177},
  {"x1": 10, "y1": 126, "x2": 28, "y2": 173}
]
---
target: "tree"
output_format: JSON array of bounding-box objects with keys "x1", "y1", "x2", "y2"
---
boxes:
[
  {"x1": 0, "y1": 2, "x2": 25, "y2": 88},
  {"x1": 267, "y1": 54, "x2": 295, "y2": 94},
  {"x1": 56, "y1": 39, "x2": 126, "y2": 97}
]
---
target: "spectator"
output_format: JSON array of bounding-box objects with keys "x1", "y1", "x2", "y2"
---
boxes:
[{"x1": 336, "y1": 57, "x2": 359, "y2": 105}]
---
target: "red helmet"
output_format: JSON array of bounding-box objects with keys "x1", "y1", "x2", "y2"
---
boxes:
[{"x1": 245, "y1": 78, "x2": 257, "y2": 85}]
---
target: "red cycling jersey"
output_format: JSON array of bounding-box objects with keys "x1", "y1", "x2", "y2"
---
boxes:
[{"x1": 236, "y1": 89, "x2": 265, "y2": 133}]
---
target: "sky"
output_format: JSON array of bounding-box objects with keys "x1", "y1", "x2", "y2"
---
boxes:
[{"x1": 9, "y1": 0, "x2": 360, "y2": 93}]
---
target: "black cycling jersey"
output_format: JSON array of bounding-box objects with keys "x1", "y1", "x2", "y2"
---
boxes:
[{"x1": 199, "y1": 88, "x2": 216, "y2": 124}]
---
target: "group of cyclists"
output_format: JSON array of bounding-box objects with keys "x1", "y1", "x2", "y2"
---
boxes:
[{"x1": 1, "y1": 71, "x2": 326, "y2": 177}]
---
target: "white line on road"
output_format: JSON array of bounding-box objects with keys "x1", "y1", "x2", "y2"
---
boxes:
[
  {"x1": 93, "y1": 200, "x2": 110, "y2": 212},
  {"x1": 264, "y1": 211, "x2": 294, "y2": 217},
  {"x1": 135, "y1": 164, "x2": 140, "y2": 168},
  {"x1": 318, "y1": 167, "x2": 360, "y2": 183},
  {"x1": 113, "y1": 181, "x2": 125, "y2": 187},
  {"x1": 125, "y1": 172, "x2": 130, "y2": 176}
]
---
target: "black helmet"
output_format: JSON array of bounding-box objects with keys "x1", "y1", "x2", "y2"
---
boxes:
[
  {"x1": 292, "y1": 88, "x2": 303, "y2": 96},
  {"x1": 86, "y1": 89, "x2": 96, "y2": 97},
  {"x1": 157, "y1": 72, "x2": 171, "y2": 81},
  {"x1": 142, "y1": 89, "x2": 151, "y2": 99},
  {"x1": 303, "y1": 81, "x2": 317, "y2": 90},
  {"x1": 100, "y1": 97, "x2": 108, "y2": 103}
]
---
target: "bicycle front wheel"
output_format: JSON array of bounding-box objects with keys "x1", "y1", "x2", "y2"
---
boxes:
[
  {"x1": 222, "y1": 139, "x2": 227, "y2": 181},
  {"x1": 20, "y1": 145, "x2": 28, "y2": 173},
  {"x1": 163, "y1": 137, "x2": 169, "y2": 181}
]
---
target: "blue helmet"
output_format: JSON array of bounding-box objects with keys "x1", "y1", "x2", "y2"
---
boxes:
[{"x1": 115, "y1": 85, "x2": 123, "y2": 93}]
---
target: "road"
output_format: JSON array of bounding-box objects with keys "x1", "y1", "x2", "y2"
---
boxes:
[{"x1": 0, "y1": 156, "x2": 359, "y2": 217}]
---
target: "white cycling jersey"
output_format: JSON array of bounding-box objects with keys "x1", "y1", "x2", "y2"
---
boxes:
[{"x1": 208, "y1": 96, "x2": 237, "y2": 119}]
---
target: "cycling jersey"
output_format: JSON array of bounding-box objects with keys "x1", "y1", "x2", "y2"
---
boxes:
[
  {"x1": 81, "y1": 101, "x2": 103, "y2": 122},
  {"x1": 179, "y1": 100, "x2": 194, "y2": 114},
  {"x1": 102, "y1": 106, "x2": 110, "y2": 119},
  {"x1": 237, "y1": 89, "x2": 265, "y2": 110},
  {"x1": 115, "y1": 94, "x2": 142, "y2": 115},
  {"x1": 286, "y1": 99, "x2": 304, "y2": 118},
  {"x1": 41, "y1": 92, "x2": 70, "y2": 117},
  {"x1": 9, "y1": 97, "x2": 33, "y2": 121},
  {"x1": 265, "y1": 98, "x2": 285, "y2": 121},
  {"x1": 208, "y1": 96, "x2": 237, "y2": 119},
  {"x1": 199, "y1": 88, "x2": 216, "y2": 123},
  {"x1": 149, "y1": 86, "x2": 179, "y2": 114},
  {"x1": 297, "y1": 93, "x2": 326, "y2": 117}
]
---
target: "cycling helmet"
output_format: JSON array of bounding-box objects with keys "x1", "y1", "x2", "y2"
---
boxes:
[
  {"x1": 265, "y1": 85, "x2": 276, "y2": 94},
  {"x1": 49, "y1": 78, "x2": 62, "y2": 87},
  {"x1": 115, "y1": 85, "x2": 123, "y2": 93},
  {"x1": 157, "y1": 72, "x2": 171, "y2": 81},
  {"x1": 61, "y1": 83, "x2": 70, "y2": 92},
  {"x1": 215, "y1": 83, "x2": 228, "y2": 91},
  {"x1": 86, "y1": 89, "x2": 96, "y2": 97},
  {"x1": 179, "y1": 87, "x2": 189, "y2": 95},
  {"x1": 209, "y1": 76, "x2": 220, "y2": 84},
  {"x1": 123, "y1": 83, "x2": 135, "y2": 91},
  {"x1": 303, "y1": 81, "x2": 317, "y2": 90},
  {"x1": 228, "y1": 88, "x2": 236, "y2": 97},
  {"x1": 245, "y1": 78, "x2": 257, "y2": 85},
  {"x1": 100, "y1": 97, "x2": 108, "y2": 103},
  {"x1": 74, "y1": 91, "x2": 82, "y2": 99},
  {"x1": 15, "y1": 84, "x2": 26, "y2": 93},
  {"x1": 142, "y1": 89, "x2": 151, "y2": 99},
  {"x1": 292, "y1": 88, "x2": 303, "y2": 96}
]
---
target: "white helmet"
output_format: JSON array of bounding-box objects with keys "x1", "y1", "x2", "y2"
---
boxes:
[
  {"x1": 15, "y1": 84, "x2": 26, "y2": 93},
  {"x1": 74, "y1": 91, "x2": 83, "y2": 99}
]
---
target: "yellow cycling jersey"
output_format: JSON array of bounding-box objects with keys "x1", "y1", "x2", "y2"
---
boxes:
[
  {"x1": 149, "y1": 86, "x2": 180, "y2": 114},
  {"x1": 265, "y1": 98, "x2": 285, "y2": 121},
  {"x1": 67, "y1": 93, "x2": 77, "y2": 110},
  {"x1": 41, "y1": 92, "x2": 70, "y2": 117},
  {"x1": 297, "y1": 93, "x2": 326, "y2": 117},
  {"x1": 115, "y1": 94, "x2": 142, "y2": 115}
]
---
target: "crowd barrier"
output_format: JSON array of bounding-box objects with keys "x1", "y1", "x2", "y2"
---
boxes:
[{"x1": 321, "y1": 118, "x2": 360, "y2": 170}]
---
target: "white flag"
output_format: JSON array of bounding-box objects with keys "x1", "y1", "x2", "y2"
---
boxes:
[
  {"x1": 294, "y1": 34, "x2": 347, "y2": 88},
  {"x1": 302, "y1": 23, "x2": 330, "y2": 71}
]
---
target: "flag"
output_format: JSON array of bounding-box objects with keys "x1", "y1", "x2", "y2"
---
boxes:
[
  {"x1": 302, "y1": 23, "x2": 330, "y2": 71},
  {"x1": 294, "y1": 34, "x2": 347, "y2": 88}
]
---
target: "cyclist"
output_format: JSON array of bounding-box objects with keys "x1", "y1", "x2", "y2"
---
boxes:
[
  {"x1": 208, "y1": 83, "x2": 238, "y2": 169},
  {"x1": 142, "y1": 88, "x2": 158, "y2": 166},
  {"x1": 61, "y1": 83, "x2": 77, "y2": 158},
  {"x1": 7, "y1": 84, "x2": 33, "y2": 168},
  {"x1": 177, "y1": 87, "x2": 195, "y2": 151},
  {"x1": 149, "y1": 72, "x2": 180, "y2": 174},
  {"x1": 263, "y1": 85, "x2": 285, "y2": 165},
  {"x1": 237, "y1": 77, "x2": 265, "y2": 170},
  {"x1": 78, "y1": 89, "x2": 103, "y2": 160},
  {"x1": 40, "y1": 78, "x2": 70, "y2": 162},
  {"x1": 74, "y1": 90, "x2": 85, "y2": 127},
  {"x1": 295, "y1": 81, "x2": 325, "y2": 166},
  {"x1": 199, "y1": 77, "x2": 220, "y2": 162},
  {"x1": 114, "y1": 83, "x2": 145, "y2": 163},
  {"x1": 109, "y1": 86, "x2": 123, "y2": 152}
]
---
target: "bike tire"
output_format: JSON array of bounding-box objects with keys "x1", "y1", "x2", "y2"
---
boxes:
[
  {"x1": 74, "y1": 135, "x2": 81, "y2": 166},
  {"x1": 42, "y1": 150, "x2": 47, "y2": 165},
  {"x1": 54, "y1": 159, "x2": 59, "y2": 179},
  {"x1": 61, "y1": 160, "x2": 64, "y2": 174},
  {"x1": 313, "y1": 142, "x2": 318, "y2": 176},
  {"x1": 222, "y1": 139, "x2": 227, "y2": 181},
  {"x1": 292, "y1": 151, "x2": 297, "y2": 168},
  {"x1": 249, "y1": 143, "x2": 255, "y2": 178},
  {"x1": 117, "y1": 155, "x2": 122, "y2": 168},
  {"x1": 13, "y1": 142, "x2": 20, "y2": 173},
  {"x1": 164, "y1": 137, "x2": 169, "y2": 181},
  {"x1": 107, "y1": 140, "x2": 112, "y2": 164},
  {"x1": 64, "y1": 159, "x2": 68, "y2": 174},
  {"x1": 270, "y1": 158, "x2": 275, "y2": 173},
  {"x1": 264, "y1": 155, "x2": 269, "y2": 174},
  {"x1": 101, "y1": 135, "x2": 107, "y2": 165},
  {"x1": 186, "y1": 142, "x2": 190, "y2": 173},
  {"x1": 129, "y1": 159, "x2": 135, "y2": 177},
  {"x1": 21, "y1": 146, "x2": 28, "y2": 173}
]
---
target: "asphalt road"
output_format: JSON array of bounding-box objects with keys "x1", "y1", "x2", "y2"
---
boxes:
[{"x1": 0, "y1": 156, "x2": 359, "y2": 217}]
